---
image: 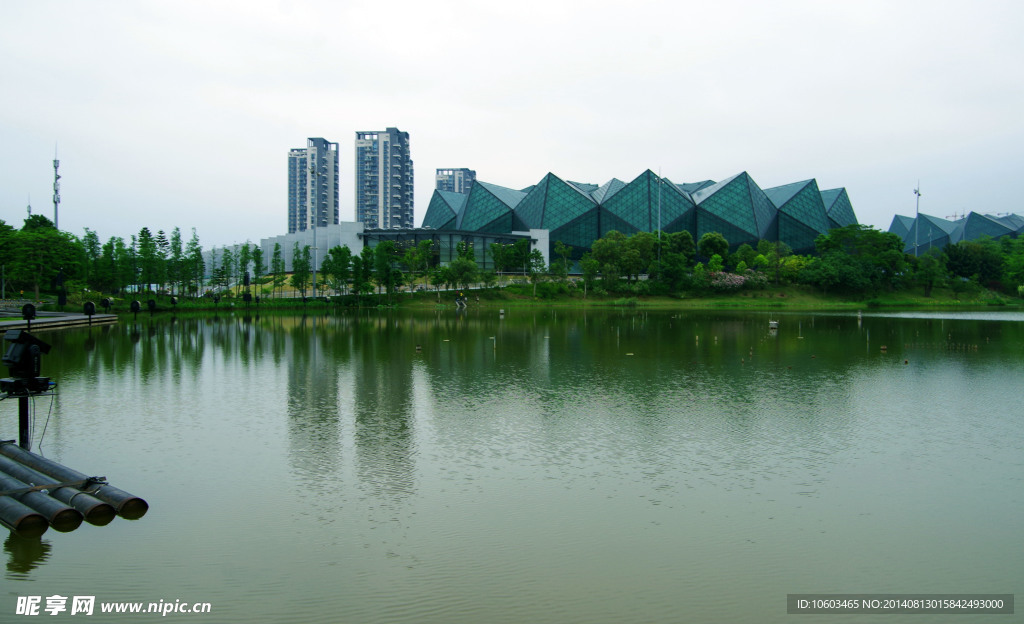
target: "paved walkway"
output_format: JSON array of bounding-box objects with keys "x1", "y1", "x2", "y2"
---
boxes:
[{"x1": 0, "y1": 311, "x2": 118, "y2": 332}]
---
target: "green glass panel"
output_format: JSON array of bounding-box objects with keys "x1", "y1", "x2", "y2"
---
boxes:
[
  {"x1": 551, "y1": 210, "x2": 600, "y2": 257},
  {"x1": 776, "y1": 181, "x2": 829, "y2": 235},
  {"x1": 515, "y1": 176, "x2": 551, "y2": 229},
  {"x1": 696, "y1": 208, "x2": 758, "y2": 249},
  {"x1": 422, "y1": 191, "x2": 463, "y2": 229},
  {"x1": 778, "y1": 213, "x2": 820, "y2": 254},
  {"x1": 599, "y1": 209, "x2": 639, "y2": 238},
  {"x1": 459, "y1": 185, "x2": 511, "y2": 231},
  {"x1": 962, "y1": 213, "x2": 1013, "y2": 240},
  {"x1": 822, "y1": 188, "x2": 857, "y2": 227},
  {"x1": 693, "y1": 174, "x2": 758, "y2": 235},
  {"x1": 603, "y1": 171, "x2": 656, "y2": 231},
  {"x1": 888, "y1": 215, "x2": 914, "y2": 240}
]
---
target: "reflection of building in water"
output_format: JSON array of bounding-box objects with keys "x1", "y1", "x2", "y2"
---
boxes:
[
  {"x1": 281, "y1": 316, "x2": 417, "y2": 508},
  {"x1": 285, "y1": 316, "x2": 346, "y2": 492},
  {"x1": 351, "y1": 320, "x2": 416, "y2": 502}
]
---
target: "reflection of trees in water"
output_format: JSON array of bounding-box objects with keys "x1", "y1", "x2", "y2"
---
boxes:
[{"x1": 4, "y1": 534, "x2": 51, "y2": 578}]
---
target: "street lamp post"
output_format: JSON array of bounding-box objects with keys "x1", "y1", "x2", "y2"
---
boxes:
[{"x1": 913, "y1": 182, "x2": 922, "y2": 257}]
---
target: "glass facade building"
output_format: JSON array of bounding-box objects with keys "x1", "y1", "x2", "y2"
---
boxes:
[
  {"x1": 889, "y1": 211, "x2": 1024, "y2": 256},
  {"x1": 355, "y1": 128, "x2": 414, "y2": 229},
  {"x1": 421, "y1": 169, "x2": 857, "y2": 260},
  {"x1": 287, "y1": 138, "x2": 339, "y2": 234}
]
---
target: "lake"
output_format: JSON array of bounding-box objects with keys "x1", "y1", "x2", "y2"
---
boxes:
[{"x1": 2, "y1": 308, "x2": 1022, "y2": 623}]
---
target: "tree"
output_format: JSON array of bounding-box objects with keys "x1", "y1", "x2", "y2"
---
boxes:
[
  {"x1": 914, "y1": 249, "x2": 947, "y2": 297},
  {"x1": 553, "y1": 241, "x2": 573, "y2": 280},
  {"x1": 757, "y1": 240, "x2": 793, "y2": 284},
  {"x1": 455, "y1": 241, "x2": 475, "y2": 262},
  {"x1": 355, "y1": 246, "x2": 375, "y2": 302},
  {"x1": 511, "y1": 239, "x2": 531, "y2": 275},
  {"x1": 185, "y1": 228, "x2": 204, "y2": 296},
  {"x1": 668, "y1": 230, "x2": 696, "y2": 267},
  {"x1": 490, "y1": 242, "x2": 512, "y2": 281},
  {"x1": 620, "y1": 247, "x2": 644, "y2": 282},
  {"x1": 237, "y1": 242, "x2": 252, "y2": 294},
  {"x1": 137, "y1": 227, "x2": 159, "y2": 292},
  {"x1": 591, "y1": 231, "x2": 627, "y2": 289},
  {"x1": 9, "y1": 225, "x2": 83, "y2": 299},
  {"x1": 945, "y1": 238, "x2": 1004, "y2": 288},
  {"x1": 374, "y1": 241, "x2": 400, "y2": 302},
  {"x1": 698, "y1": 232, "x2": 729, "y2": 261},
  {"x1": 219, "y1": 246, "x2": 235, "y2": 292},
  {"x1": 168, "y1": 227, "x2": 184, "y2": 296},
  {"x1": 580, "y1": 252, "x2": 600, "y2": 298},
  {"x1": 800, "y1": 254, "x2": 845, "y2": 295},
  {"x1": 814, "y1": 225, "x2": 906, "y2": 293},
  {"x1": 415, "y1": 239, "x2": 435, "y2": 282},
  {"x1": 270, "y1": 243, "x2": 285, "y2": 298},
  {"x1": 448, "y1": 256, "x2": 478, "y2": 291},
  {"x1": 401, "y1": 241, "x2": 429, "y2": 288},
  {"x1": 322, "y1": 245, "x2": 352, "y2": 296},
  {"x1": 22, "y1": 214, "x2": 55, "y2": 232},
  {"x1": 735, "y1": 243, "x2": 757, "y2": 269},
  {"x1": 82, "y1": 228, "x2": 101, "y2": 289},
  {"x1": 154, "y1": 230, "x2": 169, "y2": 291},
  {"x1": 548, "y1": 258, "x2": 568, "y2": 284},
  {"x1": 626, "y1": 232, "x2": 657, "y2": 276},
  {"x1": 251, "y1": 243, "x2": 266, "y2": 297},
  {"x1": 290, "y1": 243, "x2": 311, "y2": 298},
  {"x1": 527, "y1": 249, "x2": 547, "y2": 296}
]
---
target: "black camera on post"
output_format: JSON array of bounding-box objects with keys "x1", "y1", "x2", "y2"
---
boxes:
[{"x1": 1, "y1": 330, "x2": 52, "y2": 394}]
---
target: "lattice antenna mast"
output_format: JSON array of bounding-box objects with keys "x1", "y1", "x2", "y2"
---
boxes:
[{"x1": 53, "y1": 144, "x2": 61, "y2": 230}]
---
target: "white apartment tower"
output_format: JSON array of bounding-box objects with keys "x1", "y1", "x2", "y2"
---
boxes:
[
  {"x1": 355, "y1": 127, "x2": 414, "y2": 229},
  {"x1": 288, "y1": 137, "x2": 339, "y2": 234}
]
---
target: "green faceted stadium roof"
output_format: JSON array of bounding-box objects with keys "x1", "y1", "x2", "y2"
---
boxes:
[{"x1": 424, "y1": 168, "x2": 858, "y2": 255}]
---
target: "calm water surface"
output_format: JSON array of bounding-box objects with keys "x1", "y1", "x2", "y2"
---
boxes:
[{"x1": 2, "y1": 308, "x2": 1021, "y2": 623}]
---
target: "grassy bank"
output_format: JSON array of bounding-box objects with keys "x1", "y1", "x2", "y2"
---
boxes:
[{"x1": 40, "y1": 282, "x2": 1022, "y2": 315}]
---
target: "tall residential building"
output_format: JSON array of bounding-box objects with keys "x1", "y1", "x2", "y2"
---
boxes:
[
  {"x1": 355, "y1": 127, "x2": 414, "y2": 229},
  {"x1": 435, "y1": 168, "x2": 476, "y2": 194},
  {"x1": 288, "y1": 137, "x2": 339, "y2": 234}
]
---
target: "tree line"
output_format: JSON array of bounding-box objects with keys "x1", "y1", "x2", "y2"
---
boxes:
[
  {"x1": 574, "y1": 225, "x2": 1024, "y2": 299},
  {"x1": 0, "y1": 215, "x2": 205, "y2": 301},
  {"x1": 5, "y1": 212, "x2": 1023, "y2": 304}
]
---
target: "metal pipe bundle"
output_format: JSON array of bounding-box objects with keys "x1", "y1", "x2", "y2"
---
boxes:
[
  {"x1": 0, "y1": 471, "x2": 82, "y2": 532},
  {"x1": 0, "y1": 455, "x2": 115, "y2": 526},
  {"x1": 0, "y1": 496, "x2": 49, "y2": 538},
  {"x1": 0, "y1": 442, "x2": 148, "y2": 520}
]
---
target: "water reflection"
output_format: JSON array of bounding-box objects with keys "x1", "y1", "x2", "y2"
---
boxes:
[
  {"x1": 4, "y1": 534, "x2": 51, "y2": 577},
  {"x1": 9, "y1": 309, "x2": 1021, "y2": 624}
]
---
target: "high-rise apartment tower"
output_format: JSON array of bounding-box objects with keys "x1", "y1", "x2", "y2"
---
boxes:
[
  {"x1": 288, "y1": 137, "x2": 339, "y2": 234},
  {"x1": 435, "y1": 168, "x2": 476, "y2": 194},
  {"x1": 355, "y1": 127, "x2": 414, "y2": 229}
]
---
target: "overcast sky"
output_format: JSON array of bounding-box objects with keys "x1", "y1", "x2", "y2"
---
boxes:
[{"x1": 2, "y1": 0, "x2": 1022, "y2": 249}]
